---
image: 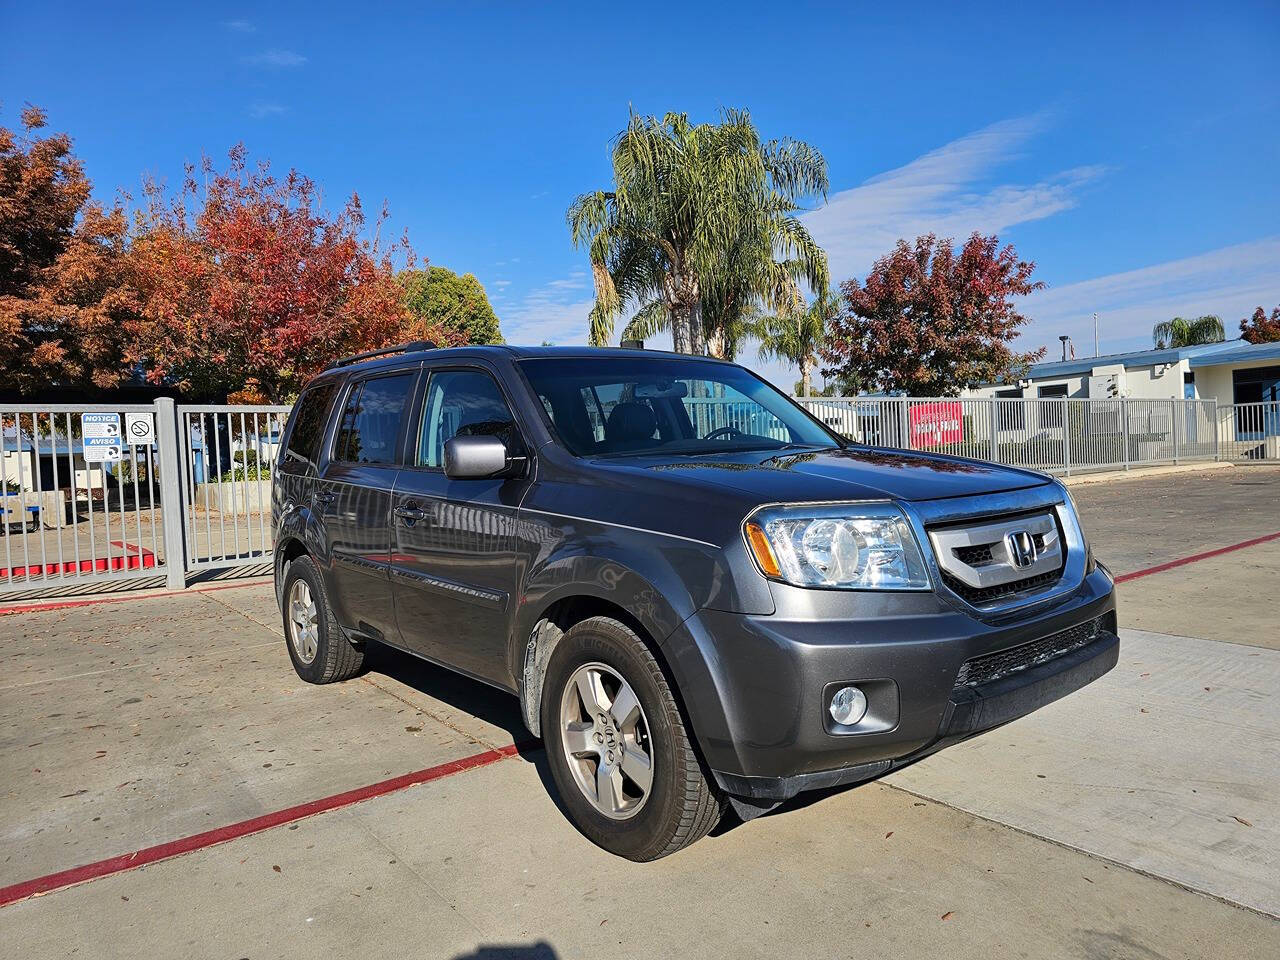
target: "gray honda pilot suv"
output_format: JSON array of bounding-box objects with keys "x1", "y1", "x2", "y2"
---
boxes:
[{"x1": 272, "y1": 342, "x2": 1118, "y2": 860}]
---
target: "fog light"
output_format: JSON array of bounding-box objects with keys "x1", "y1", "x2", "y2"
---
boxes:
[{"x1": 829, "y1": 685, "x2": 868, "y2": 726}]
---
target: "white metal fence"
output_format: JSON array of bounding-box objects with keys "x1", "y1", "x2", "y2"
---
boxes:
[
  {"x1": 796, "y1": 396, "x2": 1230, "y2": 474},
  {"x1": 2, "y1": 392, "x2": 1276, "y2": 596},
  {"x1": 178, "y1": 404, "x2": 291, "y2": 572},
  {"x1": 1, "y1": 402, "x2": 179, "y2": 595},
  {"x1": 1217, "y1": 401, "x2": 1280, "y2": 461}
]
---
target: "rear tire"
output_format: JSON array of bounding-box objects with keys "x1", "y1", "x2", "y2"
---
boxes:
[
  {"x1": 281, "y1": 555, "x2": 364, "y2": 684},
  {"x1": 541, "y1": 616, "x2": 723, "y2": 861}
]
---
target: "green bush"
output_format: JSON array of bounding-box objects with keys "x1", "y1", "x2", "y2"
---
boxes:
[{"x1": 219, "y1": 449, "x2": 271, "y2": 483}]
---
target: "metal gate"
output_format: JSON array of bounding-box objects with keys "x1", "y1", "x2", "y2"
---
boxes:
[
  {"x1": 0, "y1": 402, "x2": 181, "y2": 595},
  {"x1": 177, "y1": 404, "x2": 291, "y2": 573},
  {"x1": 1218, "y1": 402, "x2": 1280, "y2": 461}
]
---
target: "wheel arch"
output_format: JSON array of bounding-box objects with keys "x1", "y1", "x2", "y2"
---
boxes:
[{"x1": 517, "y1": 591, "x2": 685, "y2": 741}]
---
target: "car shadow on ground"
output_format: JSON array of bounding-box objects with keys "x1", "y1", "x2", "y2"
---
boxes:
[
  {"x1": 360, "y1": 640, "x2": 529, "y2": 741},
  {"x1": 359, "y1": 639, "x2": 900, "y2": 840},
  {"x1": 358, "y1": 640, "x2": 566, "y2": 809}
]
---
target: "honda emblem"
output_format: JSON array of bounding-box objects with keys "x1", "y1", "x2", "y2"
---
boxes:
[{"x1": 1005, "y1": 530, "x2": 1038, "y2": 568}]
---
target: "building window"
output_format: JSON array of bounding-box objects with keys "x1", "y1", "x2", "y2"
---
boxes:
[
  {"x1": 1038, "y1": 384, "x2": 1068, "y2": 428},
  {"x1": 994, "y1": 388, "x2": 1024, "y2": 431}
]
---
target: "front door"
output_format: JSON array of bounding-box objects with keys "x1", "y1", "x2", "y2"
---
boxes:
[
  {"x1": 390, "y1": 366, "x2": 530, "y2": 685},
  {"x1": 314, "y1": 368, "x2": 419, "y2": 644}
]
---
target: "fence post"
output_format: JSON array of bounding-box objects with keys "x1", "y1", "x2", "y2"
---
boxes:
[
  {"x1": 1121, "y1": 399, "x2": 1130, "y2": 470},
  {"x1": 1211, "y1": 401, "x2": 1220, "y2": 461},
  {"x1": 1172, "y1": 400, "x2": 1180, "y2": 465},
  {"x1": 154, "y1": 398, "x2": 186, "y2": 589},
  {"x1": 988, "y1": 399, "x2": 999, "y2": 463},
  {"x1": 1062, "y1": 397, "x2": 1071, "y2": 476}
]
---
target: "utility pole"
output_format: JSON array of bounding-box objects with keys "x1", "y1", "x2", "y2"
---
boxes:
[{"x1": 1094, "y1": 312, "x2": 1099, "y2": 357}]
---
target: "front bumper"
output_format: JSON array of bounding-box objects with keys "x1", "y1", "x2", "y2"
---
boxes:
[{"x1": 664, "y1": 565, "x2": 1118, "y2": 803}]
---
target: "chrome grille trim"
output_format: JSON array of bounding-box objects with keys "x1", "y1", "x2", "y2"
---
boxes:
[
  {"x1": 895, "y1": 482, "x2": 1088, "y2": 617},
  {"x1": 928, "y1": 512, "x2": 1063, "y2": 589}
]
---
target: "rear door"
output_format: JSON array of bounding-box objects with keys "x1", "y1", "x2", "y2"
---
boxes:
[
  {"x1": 390, "y1": 365, "x2": 532, "y2": 685},
  {"x1": 313, "y1": 367, "x2": 419, "y2": 643}
]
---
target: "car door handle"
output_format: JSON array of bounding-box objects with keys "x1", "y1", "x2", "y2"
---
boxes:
[{"x1": 394, "y1": 504, "x2": 429, "y2": 524}]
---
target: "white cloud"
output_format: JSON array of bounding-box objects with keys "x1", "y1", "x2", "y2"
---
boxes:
[
  {"x1": 501, "y1": 276, "x2": 596, "y2": 346},
  {"x1": 244, "y1": 49, "x2": 307, "y2": 68},
  {"x1": 248, "y1": 102, "x2": 285, "y2": 119},
  {"x1": 224, "y1": 19, "x2": 254, "y2": 32},
  {"x1": 1022, "y1": 237, "x2": 1280, "y2": 356},
  {"x1": 804, "y1": 114, "x2": 1105, "y2": 283}
]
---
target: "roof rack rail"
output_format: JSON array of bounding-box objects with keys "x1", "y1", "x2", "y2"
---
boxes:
[{"x1": 327, "y1": 340, "x2": 438, "y2": 370}]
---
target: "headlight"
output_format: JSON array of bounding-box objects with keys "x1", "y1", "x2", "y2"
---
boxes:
[{"x1": 744, "y1": 503, "x2": 930, "y2": 590}]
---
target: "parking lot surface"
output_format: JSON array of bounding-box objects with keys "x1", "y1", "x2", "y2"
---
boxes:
[{"x1": 2, "y1": 466, "x2": 1278, "y2": 958}]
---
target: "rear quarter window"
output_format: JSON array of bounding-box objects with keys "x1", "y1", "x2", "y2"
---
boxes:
[
  {"x1": 282, "y1": 383, "x2": 337, "y2": 467},
  {"x1": 333, "y1": 373, "x2": 417, "y2": 464}
]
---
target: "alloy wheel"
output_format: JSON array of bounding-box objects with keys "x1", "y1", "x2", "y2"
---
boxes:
[
  {"x1": 288, "y1": 579, "x2": 319, "y2": 665},
  {"x1": 558, "y1": 662, "x2": 654, "y2": 819}
]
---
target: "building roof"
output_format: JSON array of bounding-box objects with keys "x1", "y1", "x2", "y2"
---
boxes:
[
  {"x1": 1022, "y1": 340, "x2": 1243, "y2": 379},
  {"x1": 1188, "y1": 341, "x2": 1280, "y2": 368}
]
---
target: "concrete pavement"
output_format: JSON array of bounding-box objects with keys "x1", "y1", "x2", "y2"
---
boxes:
[{"x1": 1, "y1": 467, "x2": 1278, "y2": 957}]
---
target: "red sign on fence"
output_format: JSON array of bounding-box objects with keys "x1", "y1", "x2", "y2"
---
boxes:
[{"x1": 909, "y1": 401, "x2": 964, "y2": 448}]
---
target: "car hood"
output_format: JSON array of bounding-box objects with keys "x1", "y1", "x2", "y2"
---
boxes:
[{"x1": 604, "y1": 445, "x2": 1051, "y2": 504}]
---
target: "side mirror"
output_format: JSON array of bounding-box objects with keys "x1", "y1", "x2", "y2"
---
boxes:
[{"x1": 443, "y1": 435, "x2": 510, "y2": 479}]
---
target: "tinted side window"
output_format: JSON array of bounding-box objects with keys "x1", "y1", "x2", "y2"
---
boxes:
[
  {"x1": 417, "y1": 370, "x2": 518, "y2": 468},
  {"x1": 283, "y1": 383, "x2": 336, "y2": 466},
  {"x1": 333, "y1": 373, "x2": 416, "y2": 464}
]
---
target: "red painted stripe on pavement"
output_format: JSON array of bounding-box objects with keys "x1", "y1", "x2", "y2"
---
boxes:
[
  {"x1": 1113, "y1": 530, "x2": 1280, "y2": 584},
  {"x1": 0, "y1": 742, "x2": 526, "y2": 908},
  {"x1": 0, "y1": 577, "x2": 272, "y2": 618}
]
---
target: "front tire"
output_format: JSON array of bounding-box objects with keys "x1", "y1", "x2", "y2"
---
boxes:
[
  {"x1": 281, "y1": 555, "x2": 364, "y2": 684},
  {"x1": 541, "y1": 616, "x2": 723, "y2": 861}
]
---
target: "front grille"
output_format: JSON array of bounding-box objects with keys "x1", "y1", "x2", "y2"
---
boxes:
[
  {"x1": 952, "y1": 532, "x2": 1051, "y2": 570},
  {"x1": 941, "y1": 568, "x2": 1062, "y2": 605},
  {"x1": 955, "y1": 615, "x2": 1107, "y2": 687},
  {"x1": 953, "y1": 543, "x2": 995, "y2": 565}
]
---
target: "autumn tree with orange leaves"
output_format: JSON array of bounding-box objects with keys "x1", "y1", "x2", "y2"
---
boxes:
[
  {"x1": 0, "y1": 106, "x2": 137, "y2": 394},
  {"x1": 129, "y1": 146, "x2": 457, "y2": 402},
  {"x1": 822, "y1": 233, "x2": 1046, "y2": 395}
]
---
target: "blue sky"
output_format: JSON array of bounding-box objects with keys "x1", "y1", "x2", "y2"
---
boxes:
[{"x1": 3, "y1": 0, "x2": 1278, "y2": 388}]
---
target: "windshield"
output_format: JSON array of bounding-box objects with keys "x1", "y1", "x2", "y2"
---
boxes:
[{"x1": 519, "y1": 356, "x2": 842, "y2": 458}]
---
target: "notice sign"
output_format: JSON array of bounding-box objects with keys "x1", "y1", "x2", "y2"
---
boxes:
[
  {"x1": 908, "y1": 401, "x2": 964, "y2": 448},
  {"x1": 84, "y1": 437, "x2": 122, "y2": 462},
  {"x1": 82, "y1": 413, "x2": 122, "y2": 461},
  {"x1": 82, "y1": 412, "x2": 120, "y2": 439}
]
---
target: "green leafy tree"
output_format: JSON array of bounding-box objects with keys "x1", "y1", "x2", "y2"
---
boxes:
[
  {"x1": 569, "y1": 109, "x2": 828, "y2": 355},
  {"x1": 1152, "y1": 315, "x2": 1224, "y2": 349},
  {"x1": 399, "y1": 265, "x2": 503, "y2": 345},
  {"x1": 754, "y1": 290, "x2": 840, "y2": 397}
]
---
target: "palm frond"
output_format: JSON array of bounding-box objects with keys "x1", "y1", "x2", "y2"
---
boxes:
[{"x1": 622, "y1": 300, "x2": 670, "y2": 342}]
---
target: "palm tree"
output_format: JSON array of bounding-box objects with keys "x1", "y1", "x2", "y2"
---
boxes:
[
  {"x1": 754, "y1": 289, "x2": 841, "y2": 397},
  {"x1": 568, "y1": 109, "x2": 828, "y2": 355},
  {"x1": 620, "y1": 298, "x2": 759, "y2": 363},
  {"x1": 1152, "y1": 315, "x2": 1225, "y2": 349}
]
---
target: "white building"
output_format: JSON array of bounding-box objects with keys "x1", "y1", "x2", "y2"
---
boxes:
[{"x1": 963, "y1": 338, "x2": 1280, "y2": 406}]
